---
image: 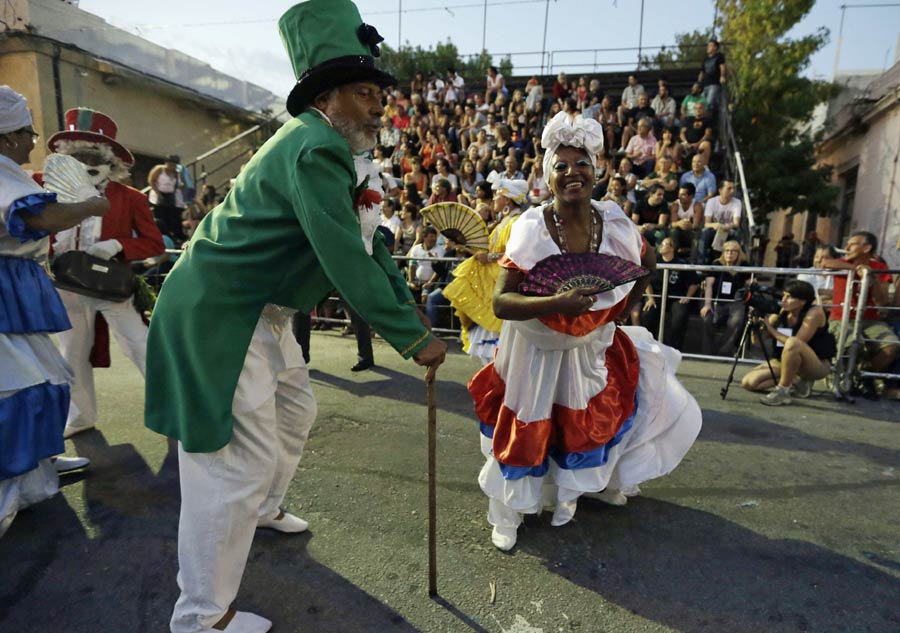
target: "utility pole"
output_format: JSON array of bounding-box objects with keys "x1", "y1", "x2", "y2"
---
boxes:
[
  {"x1": 540, "y1": 0, "x2": 550, "y2": 75},
  {"x1": 398, "y1": 0, "x2": 402, "y2": 50},
  {"x1": 482, "y1": 0, "x2": 487, "y2": 52},
  {"x1": 637, "y1": 0, "x2": 645, "y2": 66},
  {"x1": 832, "y1": 4, "x2": 845, "y2": 78}
]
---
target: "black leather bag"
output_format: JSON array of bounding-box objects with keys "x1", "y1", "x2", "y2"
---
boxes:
[{"x1": 51, "y1": 251, "x2": 136, "y2": 301}]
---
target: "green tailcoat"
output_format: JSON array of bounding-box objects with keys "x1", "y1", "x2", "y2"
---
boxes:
[{"x1": 145, "y1": 111, "x2": 430, "y2": 452}]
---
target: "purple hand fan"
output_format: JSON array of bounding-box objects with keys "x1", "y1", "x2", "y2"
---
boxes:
[{"x1": 519, "y1": 253, "x2": 650, "y2": 296}]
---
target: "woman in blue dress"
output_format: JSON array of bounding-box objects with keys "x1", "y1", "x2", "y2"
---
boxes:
[{"x1": 0, "y1": 86, "x2": 109, "y2": 536}]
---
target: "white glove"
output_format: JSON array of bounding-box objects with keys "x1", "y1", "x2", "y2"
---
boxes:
[{"x1": 86, "y1": 239, "x2": 123, "y2": 260}]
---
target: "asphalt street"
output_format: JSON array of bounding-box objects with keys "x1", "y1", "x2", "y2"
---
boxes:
[{"x1": 1, "y1": 330, "x2": 898, "y2": 633}]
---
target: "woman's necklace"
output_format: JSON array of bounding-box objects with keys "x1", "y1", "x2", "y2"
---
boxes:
[{"x1": 552, "y1": 205, "x2": 600, "y2": 253}]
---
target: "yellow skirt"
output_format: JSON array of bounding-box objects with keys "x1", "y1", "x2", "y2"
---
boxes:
[{"x1": 443, "y1": 257, "x2": 502, "y2": 353}]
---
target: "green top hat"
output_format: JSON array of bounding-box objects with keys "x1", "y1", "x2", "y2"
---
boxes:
[{"x1": 279, "y1": 0, "x2": 396, "y2": 116}]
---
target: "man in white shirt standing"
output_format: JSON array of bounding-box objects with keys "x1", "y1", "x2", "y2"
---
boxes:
[
  {"x1": 699, "y1": 179, "x2": 742, "y2": 263},
  {"x1": 445, "y1": 67, "x2": 465, "y2": 105},
  {"x1": 426, "y1": 71, "x2": 445, "y2": 104}
]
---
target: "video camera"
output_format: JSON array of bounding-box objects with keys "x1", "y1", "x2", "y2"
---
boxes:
[{"x1": 737, "y1": 283, "x2": 781, "y2": 315}]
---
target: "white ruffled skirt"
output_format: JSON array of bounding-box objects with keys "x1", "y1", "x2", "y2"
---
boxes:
[{"x1": 476, "y1": 325, "x2": 701, "y2": 518}]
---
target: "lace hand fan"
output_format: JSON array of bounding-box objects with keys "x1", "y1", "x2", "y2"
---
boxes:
[
  {"x1": 519, "y1": 253, "x2": 650, "y2": 296},
  {"x1": 43, "y1": 154, "x2": 100, "y2": 203},
  {"x1": 421, "y1": 202, "x2": 490, "y2": 252}
]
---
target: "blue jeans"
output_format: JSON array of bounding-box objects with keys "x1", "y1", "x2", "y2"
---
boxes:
[
  {"x1": 423, "y1": 287, "x2": 449, "y2": 327},
  {"x1": 698, "y1": 228, "x2": 739, "y2": 264},
  {"x1": 703, "y1": 84, "x2": 721, "y2": 109}
]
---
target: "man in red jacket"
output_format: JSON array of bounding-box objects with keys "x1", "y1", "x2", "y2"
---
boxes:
[{"x1": 43, "y1": 108, "x2": 164, "y2": 438}]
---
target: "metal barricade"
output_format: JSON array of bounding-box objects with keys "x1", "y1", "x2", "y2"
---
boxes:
[
  {"x1": 146, "y1": 251, "x2": 900, "y2": 397},
  {"x1": 831, "y1": 266, "x2": 900, "y2": 400}
]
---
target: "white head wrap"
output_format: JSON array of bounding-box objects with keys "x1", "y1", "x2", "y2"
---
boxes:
[
  {"x1": 0, "y1": 86, "x2": 33, "y2": 135},
  {"x1": 541, "y1": 110, "x2": 604, "y2": 181},
  {"x1": 486, "y1": 170, "x2": 529, "y2": 204}
]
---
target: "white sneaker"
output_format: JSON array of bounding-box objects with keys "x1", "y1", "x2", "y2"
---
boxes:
[
  {"x1": 52, "y1": 456, "x2": 90, "y2": 473},
  {"x1": 550, "y1": 499, "x2": 578, "y2": 526},
  {"x1": 220, "y1": 611, "x2": 272, "y2": 633},
  {"x1": 491, "y1": 525, "x2": 517, "y2": 551},
  {"x1": 585, "y1": 488, "x2": 628, "y2": 506},
  {"x1": 257, "y1": 510, "x2": 308, "y2": 533},
  {"x1": 760, "y1": 385, "x2": 792, "y2": 406},
  {"x1": 63, "y1": 422, "x2": 95, "y2": 439},
  {"x1": 792, "y1": 378, "x2": 814, "y2": 399}
]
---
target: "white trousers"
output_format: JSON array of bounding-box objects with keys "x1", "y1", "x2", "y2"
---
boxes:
[
  {"x1": 170, "y1": 318, "x2": 316, "y2": 633},
  {"x1": 56, "y1": 289, "x2": 148, "y2": 426}
]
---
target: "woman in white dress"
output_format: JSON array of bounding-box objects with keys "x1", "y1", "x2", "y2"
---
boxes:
[
  {"x1": 469, "y1": 111, "x2": 702, "y2": 551},
  {"x1": 0, "y1": 86, "x2": 109, "y2": 536}
]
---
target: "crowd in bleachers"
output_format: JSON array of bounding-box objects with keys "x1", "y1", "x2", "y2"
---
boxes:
[{"x1": 139, "y1": 49, "x2": 900, "y2": 402}]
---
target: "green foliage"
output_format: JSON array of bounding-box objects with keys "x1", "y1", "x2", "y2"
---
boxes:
[
  {"x1": 377, "y1": 40, "x2": 512, "y2": 89},
  {"x1": 133, "y1": 275, "x2": 157, "y2": 316},
  {"x1": 639, "y1": 29, "x2": 713, "y2": 71},
  {"x1": 717, "y1": 0, "x2": 840, "y2": 222}
]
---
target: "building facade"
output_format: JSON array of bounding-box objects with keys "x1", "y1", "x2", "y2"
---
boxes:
[{"x1": 1, "y1": 0, "x2": 285, "y2": 189}]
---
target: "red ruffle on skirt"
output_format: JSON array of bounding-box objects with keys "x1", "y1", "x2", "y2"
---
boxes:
[{"x1": 469, "y1": 327, "x2": 640, "y2": 468}]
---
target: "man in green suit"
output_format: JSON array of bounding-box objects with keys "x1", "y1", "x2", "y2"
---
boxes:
[{"x1": 145, "y1": 2, "x2": 446, "y2": 631}]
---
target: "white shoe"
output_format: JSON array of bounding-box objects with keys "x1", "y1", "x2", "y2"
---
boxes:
[
  {"x1": 63, "y1": 422, "x2": 95, "y2": 439},
  {"x1": 621, "y1": 485, "x2": 642, "y2": 498},
  {"x1": 550, "y1": 499, "x2": 578, "y2": 526},
  {"x1": 792, "y1": 378, "x2": 814, "y2": 399},
  {"x1": 257, "y1": 510, "x2": 308, "y2": 533},
  {"x1": 585, "y1": 488, "x2": 628, "y2": 506},
  {"x1": 491, "y1": 525, "x2": 517, "y2": 551},
  {"x1": 52, "y1": 456, "x2": 90, "y2": 473},
  {"x1": 220, "y1": 611, "x2": 272, "y2": 633}
]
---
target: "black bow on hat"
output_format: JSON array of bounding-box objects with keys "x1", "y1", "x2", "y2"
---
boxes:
[{"x1": 357, "y1": 23, "x2": 384, "y2": 57}]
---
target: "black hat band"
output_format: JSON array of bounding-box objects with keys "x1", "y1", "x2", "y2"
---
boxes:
[{"x1": 297, "y1": 55, "x2": 378, "y2": 83}]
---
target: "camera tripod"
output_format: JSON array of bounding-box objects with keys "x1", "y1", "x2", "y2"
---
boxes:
[{"x1": 720, "y1": 307, "x2": 778, "y2": 400}]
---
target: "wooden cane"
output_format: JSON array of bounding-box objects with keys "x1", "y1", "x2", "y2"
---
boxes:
[{"x1": 426, "y1": 376, "x2": 438, "y2": 596}]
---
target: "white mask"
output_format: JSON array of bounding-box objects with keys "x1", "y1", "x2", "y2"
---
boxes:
[{"x1": 81, "y1": 162, "x2": 111, "y2": 186}]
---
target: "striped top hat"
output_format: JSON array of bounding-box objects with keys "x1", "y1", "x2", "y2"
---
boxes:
[
  {"x1": 279, "y1": 0, "x2": 396, "y2": 116},
  {"x1": 47, "y1": 108, "x2": 134, "y2": 166}
]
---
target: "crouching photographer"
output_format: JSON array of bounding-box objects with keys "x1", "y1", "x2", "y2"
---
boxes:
[{"x1": 741, "y1": 280, "x2": 836, "y2": 406}]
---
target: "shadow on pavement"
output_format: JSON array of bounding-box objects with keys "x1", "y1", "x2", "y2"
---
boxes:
[
  {"x1": 0, "y1": 432, "x2": 424, "y2": 633},
  {"x1": 310, "y1": 367, "x2": 475, "y2": 418},
  {"x1": 515, "y1": 498, "x2": 900, "y2": 633},
  {"x1": 699, "y1": 409, "x2": 900, "y2": 470}
]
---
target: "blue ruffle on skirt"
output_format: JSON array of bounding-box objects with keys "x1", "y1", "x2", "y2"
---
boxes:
[
  {"x1": 0, "y1": 257, "x2": 71, "y2": 334},
  {"x1": 493, "y1": 395, "x2": 639, "y2": 481},
  {"x1": 0, "y1": 382, "x2": 68, "y2": 480},
  {"x1": 6, "y1": 192, "x2": 55, "y2": 242}
]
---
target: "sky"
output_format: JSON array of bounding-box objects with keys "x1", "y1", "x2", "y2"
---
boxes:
[{"x1": 72, "y1": 0, "x2": 900, "y2": 96}]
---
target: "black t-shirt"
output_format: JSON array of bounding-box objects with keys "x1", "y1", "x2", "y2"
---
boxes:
[
  {"x1": 683, "y1": 116, "x2": 712, "y2": 144},
  {"x1": 774, "y1": 305, "x2": 836, "y2": 360},
  {"x1": 701, "y1": 52, "x2": 725, "y2": 86},
  {"x1": 650, "y1": 257, "x2": 700, "y2": 297},
  {"x1": 709, "y1": 269, "x2": 748, "y2": 302},
  {"x1": 627, "y1": 105, "x2": 655, "y2": 124},
  {"x1": 633, "y1": 198, "x2": 667, "y2": 225}
]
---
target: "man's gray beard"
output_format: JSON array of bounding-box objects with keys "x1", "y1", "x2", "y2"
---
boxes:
[{"x1": 331, "y1": 116, "x2": 376, "y2": 154}]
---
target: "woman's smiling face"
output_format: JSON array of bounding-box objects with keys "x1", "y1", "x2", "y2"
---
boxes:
[{"x1": 549, "y1": 146, "x2": 594, "y2": 204}]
